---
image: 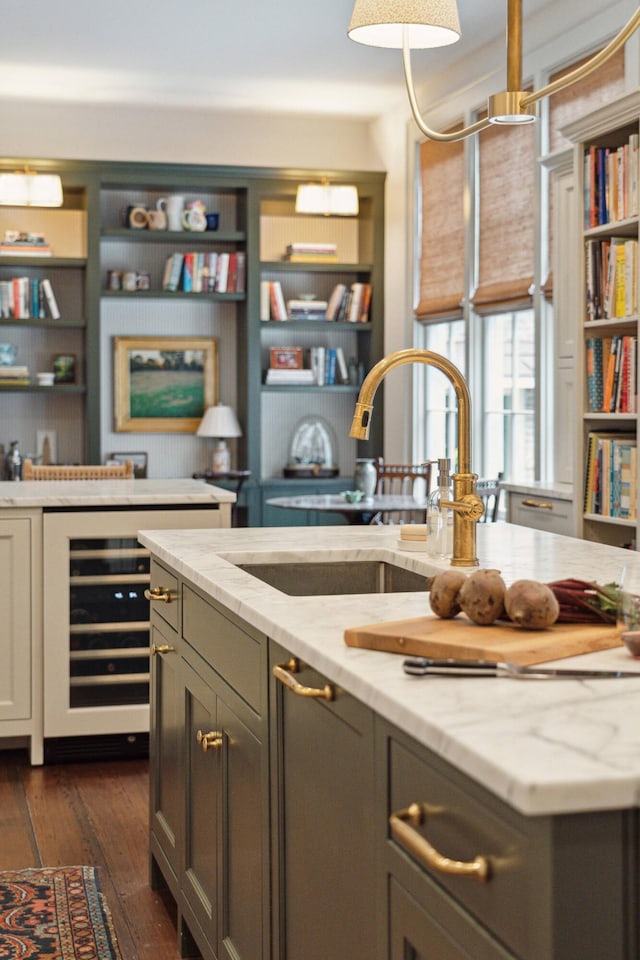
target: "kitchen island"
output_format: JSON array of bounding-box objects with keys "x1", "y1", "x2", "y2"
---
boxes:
[
  {"x1": 139, "y1": 523, "x2": 640, "y2": 960},
  {"x1": 0, "y1": 478, "x2": 233, "y2": 763}
]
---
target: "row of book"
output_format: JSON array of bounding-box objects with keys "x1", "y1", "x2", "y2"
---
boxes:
[
  {"x1": 162, "y1": 251, "x2": 245, "y2": 293},
  {"x1": 584, "y1": 431, "x2": 637, "y2": 519},
  {"x1": 586, "y1": 334, "x2": 637, "y2": 414},
  {"x1": 0, "y1": 364, "x2": 30, "y2": 386},
  {"x1": 260, "y1": 280, "x2": 371, "y2": 323},
  {"x1": 585, "y1": 237, "x2": 637, "y2": 321},
  {"x1": 264, "y1": 346, "x2": 351, "y2": 386},
  {"x1": 282, "y1": 242, "x2": 338, "y2": 263},
  {"x1": 583, "y1": 135, "x2": 639, "y2": 229},
  {"x1": 0, "y1": 277, "x2": 60, "y2": 320}
]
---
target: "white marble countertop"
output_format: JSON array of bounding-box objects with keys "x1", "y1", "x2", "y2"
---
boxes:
[
  {"x1": 138, "y1": 522, "x2": 640, "y2": 818},
  {"x1": 501, "y1": 480, "x2": 573, "y2": 501},
  {"x1": 0, "y1": 478, "x2": 235, "y2": 508}
]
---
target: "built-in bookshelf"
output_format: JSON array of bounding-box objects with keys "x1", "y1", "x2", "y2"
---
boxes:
[{"x1": 566, "y1": 91, "x2": 640, "y2": 549}]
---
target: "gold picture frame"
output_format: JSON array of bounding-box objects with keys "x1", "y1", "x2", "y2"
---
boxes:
[{"x1": 114, "y1": 336, "x2": 218, "y2": 433}]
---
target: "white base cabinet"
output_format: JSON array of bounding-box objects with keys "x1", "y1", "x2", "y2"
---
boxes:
[{"x1": 0, "y1": 511, "x2": 42, "y2": 763}]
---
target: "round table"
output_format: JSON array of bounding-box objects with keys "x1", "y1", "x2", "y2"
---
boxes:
[{"x1": 265, "y1": 493, "x2": 427, "y2": 525}]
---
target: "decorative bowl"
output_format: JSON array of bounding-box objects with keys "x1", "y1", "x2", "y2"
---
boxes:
[{"x1": 342, "y1": 489, "x2": 364, "y2": 503}]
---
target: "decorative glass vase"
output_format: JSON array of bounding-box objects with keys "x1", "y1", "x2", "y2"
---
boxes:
[{"x1": 354, "y1": 458, "x2": 377, "y2": 500}]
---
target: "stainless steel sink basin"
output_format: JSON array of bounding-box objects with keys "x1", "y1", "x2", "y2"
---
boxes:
[{"x1": 236, "y1": 560, "x2": 427, "y2": 596}]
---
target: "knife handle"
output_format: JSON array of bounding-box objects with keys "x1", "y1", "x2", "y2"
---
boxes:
[{"x1": 403, "y1": 657, "x2": 499, "y2": 677}]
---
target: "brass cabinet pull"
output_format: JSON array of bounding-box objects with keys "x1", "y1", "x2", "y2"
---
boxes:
[
  {"x1": 196, "y1": 729, "x2": 223, "y2": 752},
  {"x1": 144, "y1": 586, "x2": 176, "y2": 603},
  {"x1": 389, "y1": 802, "x2": 490, "y2": 882},
  {"x1": 521, "y1": 498, "x2": 553, "y2": 510},
  {"x1": 272, "y1": 658, "x2": 334, "y2": 701},
  {"x1": 151, "y1": 643, "x2": 175, "y2": 656}
]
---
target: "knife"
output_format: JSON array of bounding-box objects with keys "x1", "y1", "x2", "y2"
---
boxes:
[{"x1": 402, "y1": 656, "x2": 640, "y2": 680}]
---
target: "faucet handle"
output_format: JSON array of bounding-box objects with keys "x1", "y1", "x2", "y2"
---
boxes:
[{"x1": 441, "y1": 494, "x2": 485, "y2": 522}]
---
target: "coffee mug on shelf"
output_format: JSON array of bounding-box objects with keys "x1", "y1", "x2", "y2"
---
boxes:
[
  {"x1": 126, "y1": 205, "x2": 148, "y2": 229},
  {"x1": 205, "y1": 213, "x2": 220, "y2": 231},
  {"x1": 158, "y1": 195, "x2": 185, "y2": 231},
  {"x1": 182, "y1": 207, "x2": 207, "y2": 231},
  {"x1": 147, "y1": 208, "x2": 167, "y2": 230}
]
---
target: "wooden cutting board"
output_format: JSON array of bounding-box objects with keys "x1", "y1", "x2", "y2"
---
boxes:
[{"x1": 344, "y1": 614, "x2": 622, "y2": 665}]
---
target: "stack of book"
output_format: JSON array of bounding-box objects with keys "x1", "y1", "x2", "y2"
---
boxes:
[
  {"x1": 585, "y1": 237, "x2": 637, "y2": 320},
  {"x1": 585, "y1": 334, "x2": 637, "y2": 413},
  {"x1": 0, "y1": 231, "x2": 52, "y2": 256},
  {"x1": 264, "y1": 368, "x2": 316, "y2": 385},
  {"x1": 283, "y1": 242, "x2": 338, "y2": 263},
  {"x1": 584, "y1": 430, "x2": 637, "y2": 519},
  {"x1": 0, "y1": 364, "x2": 30, "y2": 386},
  {"x1": 0, "y1": 276, "x2": 60, "y2": 320},
  {"x1": 286, "y1": 298, "x2": 328, "y2": 321},
  {"x1": 162, "y1": 251, "x2": 246, "y2": 293},
  {"x1": 326, "y1": 281, "x2": 372, "y2": 323}
]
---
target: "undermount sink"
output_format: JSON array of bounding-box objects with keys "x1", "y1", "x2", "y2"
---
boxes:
[{"x1": 236, "y1": 560, "x2": 428, "y2": 596}]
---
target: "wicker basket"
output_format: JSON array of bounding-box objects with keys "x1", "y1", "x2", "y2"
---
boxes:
[{"x1": 22, "y1": 459, "x2": 134, "y2": 480}]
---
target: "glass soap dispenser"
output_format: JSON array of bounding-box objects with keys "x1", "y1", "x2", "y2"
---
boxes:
[{"x1": 427, "y1": 458, "x2": 453, "y2": 559}]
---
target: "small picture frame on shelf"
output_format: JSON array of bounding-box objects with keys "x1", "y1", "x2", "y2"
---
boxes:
[
  {"x1": 52, "y1": 353, "x2": 77, "y2": 384},
  {"x1": 107, "y1": 451, "x2": 148, "y2": 478},
  {"x1": 270, "y1": 347, "x2": 303, "y2": 370}
]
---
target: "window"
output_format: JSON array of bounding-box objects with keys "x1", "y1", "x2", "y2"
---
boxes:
[
  {"x1": 479, "y1": 310, "x2": 535, "y2": 481},
  {"x1": 415, "y1": 319, "x2": 466, "y2": 469}
]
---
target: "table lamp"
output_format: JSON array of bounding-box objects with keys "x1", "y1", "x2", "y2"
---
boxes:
[{"x1": 196, "y1": 403, "x2": 242, "y2": 473}]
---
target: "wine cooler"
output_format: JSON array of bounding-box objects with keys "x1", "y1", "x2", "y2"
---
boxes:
[{"x1": 43, "y1": 506, "x2": 224, "y2": 756}]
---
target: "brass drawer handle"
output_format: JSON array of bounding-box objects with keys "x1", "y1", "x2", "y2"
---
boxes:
[
  {"x1": 144, "y1": 586, "x2": 177, "y2": 603},
  {"x1": 521, "y1": 499, "x2": 553, "y2": 510},
  {"x1": 389, "y1": 802, "x2": 490, "y2": 882},
  {"x1": 196, "y1": 729, "x2": 223, "y2": 752},
  {"x1": 273, "y1": 658, "x2": 334, "y2": 701},
  {"x1": 151, "y1": 643, "x2": 175, "y2": 656}
]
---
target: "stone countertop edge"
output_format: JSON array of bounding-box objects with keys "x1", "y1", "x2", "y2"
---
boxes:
[
  {"x1": 138, "y1": 522, "x2": 640, "y2": 818},
  {"x1": 0, "y1": 478, "x2": 235, "y2": 507}
]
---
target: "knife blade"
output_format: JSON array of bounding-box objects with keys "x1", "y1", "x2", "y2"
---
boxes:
[{"x1": 402, "y1": 656, "x2": 640, "y2": 680}]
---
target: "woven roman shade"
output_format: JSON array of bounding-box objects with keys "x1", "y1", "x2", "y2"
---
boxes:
[
  {"x1": 548, "y1": 47, "x2": 625, "y2": 154},
  {"x1": 471, "y1": 114, "x2": 535, "y2": 313},
  {"x1": 416, "y1": 130, "x2": 465, "y2": 319}
]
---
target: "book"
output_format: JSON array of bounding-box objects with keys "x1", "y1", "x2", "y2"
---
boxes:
[
  {"x1": 235, "y1": 251, "x2": 246, "y2": 293},
  {"x1": 260, "y1": 280, "x2": 271, "y2": 321},
  {"x1": 326, "y1": 283, "x2": 347, "y2": 321},
  {"x1": 0, "y1": 365, "x2": 29, "y2": 377},
  {"x1": 269, "y1": 281, "x2": 287, "y2": 321},
  {"x1": 40, "y1": 278, "x2": 60, "y2": 319},
  {"x1": 0, "y1": 244, "x2": 51, "y2": 256},
  {"x1": 310, "y1": 346, "x2": 326, "y2": 385},
  {"x1": 335, "y1": 346, "x2": 349, "y2": 384},
  {"x1": 585, "y1": 337, "x2": 603, "y2": 412},
  {"x1": 286, "y1": 242, "x2": 337, "y2": 255},
  {"x1": 215, "y1": 252, "x2": 230, "y2": 292},
  {"x1": 162, "y1": 253, "x2": 184, "y2": 291}
]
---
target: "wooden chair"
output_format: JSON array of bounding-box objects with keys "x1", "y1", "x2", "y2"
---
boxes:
[
  {"x1": 22, "y1": 459, "x2": 134, "y2": 480},
  {"x1": 476, "y1": 472, "x2": 503, "y2": 522},
  {"x1": 373, "y1": 457, "x2": 432, "y2": 524}
]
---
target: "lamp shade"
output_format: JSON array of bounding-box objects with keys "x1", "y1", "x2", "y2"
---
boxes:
[
  {"x1": 196, "y1": 404, "x2": 242, "y2": 439},
  {"x1": 348, "y1": 0, "x2": 461, "y2": 49},
  {"x1": 295, "y1": 183, "x2": 359, "y2": 216},
  {"x1": 0, "y1": 172, "x2": 63, "y2": 207}
]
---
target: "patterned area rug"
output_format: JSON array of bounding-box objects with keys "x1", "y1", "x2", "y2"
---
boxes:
[{"x1": 0, "y1": 866, "x2": 123, "y2": 959}]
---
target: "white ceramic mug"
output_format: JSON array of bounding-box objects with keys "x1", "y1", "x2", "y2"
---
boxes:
[{"x1": 158, "y1": 195, "x2": 185, "y2": 232}]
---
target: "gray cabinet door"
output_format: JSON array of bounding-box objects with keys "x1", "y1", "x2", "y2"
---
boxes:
[
  {"x1": 182, "y1": 658, "x2": 219, "y2": 953},
  {"x1": 149, "y1": 623, "x2": 183, "y2": 895},
  {"x1": 270, "y1": 644, "x2": 376, "y2": 960},
  {"x1": 390, "y1": 876, "x2": 514, "y2": 960}
]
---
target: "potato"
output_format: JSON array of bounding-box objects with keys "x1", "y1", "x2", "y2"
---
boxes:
[
  {"x1": 458, "y1": 569, "x2": 506, "y2": 625},
  {"x1": 428, "y1": 570, "x2": 466, "y2": 619},
  {"x1": 504, "y1": 580, "x2": 559, "y2": 629}
]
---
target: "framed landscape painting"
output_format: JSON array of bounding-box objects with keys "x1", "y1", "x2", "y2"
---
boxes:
[{"x1": 114, "y1": 336, "x2": 218, "y2": 433}]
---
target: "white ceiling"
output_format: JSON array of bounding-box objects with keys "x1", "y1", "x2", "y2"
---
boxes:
[{"x1": 0, "y1": 1, "x2": 580, "y2": 118}]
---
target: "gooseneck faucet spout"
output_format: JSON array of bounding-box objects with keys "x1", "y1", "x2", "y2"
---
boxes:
[{"x1": 349, "y1": 348, "x2": 483, "y2": 567}]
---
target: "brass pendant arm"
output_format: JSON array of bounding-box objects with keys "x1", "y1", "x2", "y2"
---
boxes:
[
  {"x1": 389, "y1": 802, "x2": 491, "y2": 882},
  {"x1": 402, "y1": 37, "x2": 492, "y2": 142},
  {"x1": 521, "y1": 9, "x2": 640, "y2": 108},
  {"x1": 273, "y1": 658, "x2": 334, "y2": 701}
]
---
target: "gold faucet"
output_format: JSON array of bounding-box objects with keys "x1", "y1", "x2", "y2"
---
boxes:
[{"x1": 349, "y1": 348, "x2": 484, "y2": 567}]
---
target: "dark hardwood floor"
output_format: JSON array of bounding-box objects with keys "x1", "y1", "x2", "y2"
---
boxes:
[{"x1": 0, "y1": 748, "x2": 187, "y2": 960}]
